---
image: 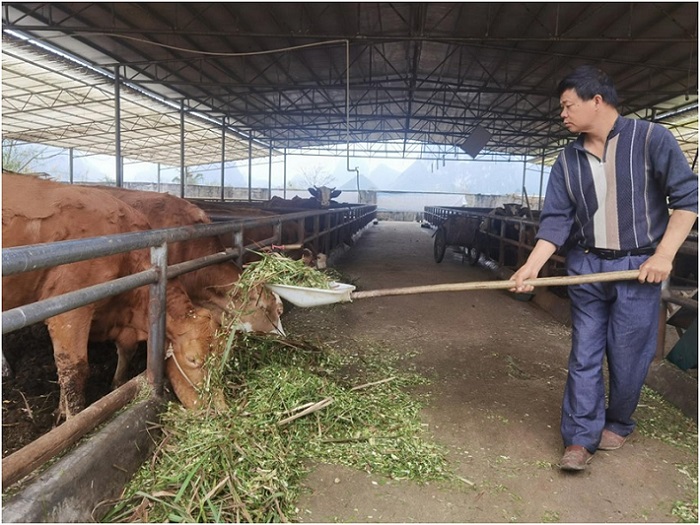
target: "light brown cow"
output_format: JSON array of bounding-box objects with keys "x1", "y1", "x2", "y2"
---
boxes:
[
  {"x1": 2, "y1": 173, "x2": 216, "y2": 417},
  {"x1": 88, "y1": 186, "x2": 286, "y2": 385}
]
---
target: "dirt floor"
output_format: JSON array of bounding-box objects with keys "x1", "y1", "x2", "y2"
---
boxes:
[
  {"x1": 2, "y1": 327, "x2": 147, "y2": 457},
  {"x1": 283, "y1": 221, "x2": 697, "y2": 523},
  {"x1": 2, "y1": 220, "x2": 696, "y2": 522}
]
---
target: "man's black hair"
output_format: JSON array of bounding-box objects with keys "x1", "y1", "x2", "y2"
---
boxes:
[{"x1": 557, "y1": 65, "x2": 619, "y2": 107}]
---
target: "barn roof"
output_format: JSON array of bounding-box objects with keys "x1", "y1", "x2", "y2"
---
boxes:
[{"x1": 2, "y1": 3, "x2": 698, "y2": 168}]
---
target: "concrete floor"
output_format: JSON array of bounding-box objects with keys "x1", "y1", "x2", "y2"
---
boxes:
[{"x1": 286, "y1": 220, "x2": 697, "y2": 523}]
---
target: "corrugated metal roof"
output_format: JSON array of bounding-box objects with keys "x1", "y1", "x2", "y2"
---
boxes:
[
  {"x1": 2, "y1": 37, "x2": 269, "y2": 166},
  {"x1": 1, "y1": 2, "x2": 697, "y2": 167}
]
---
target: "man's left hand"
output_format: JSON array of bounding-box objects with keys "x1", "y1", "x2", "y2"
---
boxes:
[{"x1": 638, "y1": 254, "x2": 673, "y2": 283}]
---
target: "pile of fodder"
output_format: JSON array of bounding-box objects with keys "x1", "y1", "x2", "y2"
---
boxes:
[
  {"x1": 636, "y1": 387, "x2": 698, "y2": 523},
  {"x1": 104, "y1": 332, "x2": 450, "y2": 523},
  {"x1": 239, "y1": 251, "x2": 335, "y2": 289}
]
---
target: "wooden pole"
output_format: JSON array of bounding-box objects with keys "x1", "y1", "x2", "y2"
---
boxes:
[
  {"x1": 2, "y1": 375, "x2": 145, "y2": 489},
  {"x1": 350, "y1": 270, "x2": 641, "y2": 300}
]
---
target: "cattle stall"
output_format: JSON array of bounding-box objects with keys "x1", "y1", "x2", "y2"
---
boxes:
[
  {"x1": 186, "y1": 198, "x2": 371, "y2": 262},
  {"x1": 2, "y1": 203, "x2": 376, "y2": 521}
]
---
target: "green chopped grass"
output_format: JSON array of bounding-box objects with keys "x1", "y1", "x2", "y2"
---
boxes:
[
  {"x1": 103, "y1": 332, "x2": 448, "y2": 523},
  {"x1": 636, "y1": 386, "x2": 698, "y2": 451},
  {"x1": 636, "y1": 386, "x2": 697, "y2": 523},
  {"x1": 672, "y1": 500, "x2": 699, "y2": 523},
  {"x1": 240, "y1": 251, "x2": 334, "y2": 289}
]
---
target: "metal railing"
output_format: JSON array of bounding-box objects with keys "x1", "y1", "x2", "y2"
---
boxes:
[
  {"x1": 1, "y1": 204, "x2": 376, "y2": 488},
  {"x1": 424, "y1": 205, "x2": 563, "y2": 273}
]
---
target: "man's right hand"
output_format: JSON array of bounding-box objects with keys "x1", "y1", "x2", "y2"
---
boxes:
[
  {"x1": 508, "y1": 239, "x2": 558, "y2": 293},
  {"x1": 509, "y1": 264, "x2": 541, "y2": 293}
]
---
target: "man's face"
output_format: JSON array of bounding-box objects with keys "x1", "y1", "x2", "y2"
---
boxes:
[{"x1": 559, "y1": 88, "x2": 597, "y2": 133}]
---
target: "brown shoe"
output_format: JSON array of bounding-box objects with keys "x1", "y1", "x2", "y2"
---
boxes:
[
  {"x1": 598, "y1": 429, "x2": 627, "y2": 450},
  {"x1": 559, "y1": 445, "x2": 593, "y2": 471}
]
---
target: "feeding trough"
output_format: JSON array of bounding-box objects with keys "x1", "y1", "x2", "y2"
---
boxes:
[{"x1": 267, "y1": 270, "x2": 642, "y2": 308}]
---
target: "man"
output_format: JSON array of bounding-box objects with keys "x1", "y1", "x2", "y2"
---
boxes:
[{"x1": 511, "y1": 65, "x2": 698, "y2": 471}]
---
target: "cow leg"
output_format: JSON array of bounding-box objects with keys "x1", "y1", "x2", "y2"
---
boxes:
[
  {"x1": 112, "y1": 328, "x2": 142, "y2": 388},
  {"x1": 46, "y1": 308, "x2": 93, "y2": 419},
  {"x1": 113, "y1": 343, "x2": 138, "y2": 389}
]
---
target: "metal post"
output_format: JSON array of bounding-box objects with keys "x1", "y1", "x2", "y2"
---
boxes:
[
  {"x1": 114, "y1": 67, "x2": 123, "y2": 188},
  {"x1": 157, "y1": 163, "x2": 161, "y2": 193},
  {"x1": 268, "y1": 144, "x2": 273, "y2": 200},
  {"x1": 69, "y1": 148, "x2": 74, "y2": 184},
  {"x1": 180, "y1": 100, "x2": 185, "y2": 199},
  {"x1": 221, "y1": 117, "x2": 226, "y2": 201},
  {"x1": 521, "y1": 157, "x2": 527, "y2": 205},
  {"x1": 283, "y1": 148, "x2": 287, "y2": 199},
  {"x1": 147, "y1": 242, "x2": 168, "y2": 396},
  {"x1": 248, "y1": 134, "x2": 253, "y2": 202}
]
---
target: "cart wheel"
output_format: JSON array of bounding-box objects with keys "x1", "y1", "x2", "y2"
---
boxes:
[
  {"x1": 433, "y1": 227, "x2": 447, "y2": 263},
  {"x1": 470, "y1": 230, "x2": 486, "y2": 265},
  {"x1": 466, "y1": 245, "x2": 480, "y2": 266}
]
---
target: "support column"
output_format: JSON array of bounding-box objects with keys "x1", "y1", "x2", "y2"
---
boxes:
[
  {"x1": 283, "y1": 148, "x2": 287, "y2": 199},
  {"x1": 221, "y1": 117, "x2": 226, "y2": 201},
  {"x1": 114, "y1": 67, "x2": 123, "y2": 187},
  {"x1": 179, "y1": 100, "x2": 185, "y2": 198},
  {"x1": 248, "y1": 134, "x2": 253, "y2": 202},
  {"x1": 268, "y1": 143, "x2": 273, "y2": 200}
]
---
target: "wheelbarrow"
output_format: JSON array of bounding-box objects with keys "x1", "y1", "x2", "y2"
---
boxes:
[{"x1": 266, "y1": 269, "x2": 642, "y2": 307}]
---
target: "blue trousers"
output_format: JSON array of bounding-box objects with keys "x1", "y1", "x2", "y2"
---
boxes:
[{"x1": 562, "y1": 247, "x2": 661, "y2": 453}]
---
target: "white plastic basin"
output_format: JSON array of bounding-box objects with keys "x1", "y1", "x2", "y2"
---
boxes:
[{"x1": 265, "y1": 282, "x2": 356, "y2": 307}]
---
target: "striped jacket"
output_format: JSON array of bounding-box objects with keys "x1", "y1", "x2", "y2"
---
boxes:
[{"x1": 536, "y1": 116, "x2": 698, "y2": 250}]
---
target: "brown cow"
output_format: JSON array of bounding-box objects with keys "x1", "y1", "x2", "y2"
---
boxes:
[
  {"x1": 88, "y1": 186, "x2": 286, "y2": 385},
  {"x1": 2, "y1": 173, "x2": 216, "y2": 417}
]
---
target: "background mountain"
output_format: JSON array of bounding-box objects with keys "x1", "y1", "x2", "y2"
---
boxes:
[
  {"x1": 24, "y1": 143, "x2": 548, "y2": 197},
  {"x1": 376, "y1": 159, "x2": 543, "y2": 195},
  {"x1": 321, "y1": 157, "x2": 544, "y2": 195},
  {"x1": 337, "y1": 173, "x2": 378, "y2": 191}
]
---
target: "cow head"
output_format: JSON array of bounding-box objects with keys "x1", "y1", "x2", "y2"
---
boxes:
[
  {"x1": 165, "y1": 307, "x2": 217, "y2": 408},
  {"x1": 308, "y1": 185, "x2": 342, "y2": 207},
  {"x1": 196, "y1": 274, "x2": 285, "y2": 336},
  {"x1": 300, "y1": 248, "x2": 327, "y2": 270},
  {"x1": 502, "y1": 203, "x2": 522, "y2": 216},
  {"x1": 228, "y1": 285, "x2": 285, "y2": 336}
]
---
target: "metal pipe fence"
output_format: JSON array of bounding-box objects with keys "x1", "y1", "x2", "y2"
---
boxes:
[{"x1": 1, "y1": 204, "x2": 376, "y2": 489}]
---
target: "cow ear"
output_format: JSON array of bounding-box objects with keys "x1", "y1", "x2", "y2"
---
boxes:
[
  {"x1": 308, "y1": 187, "x2": 319, "y2": 197},
  {"x1": 331, "y1": 189, "x2": 342, "y2": 198}
]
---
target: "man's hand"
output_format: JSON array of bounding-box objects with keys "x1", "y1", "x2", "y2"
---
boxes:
[
  {"x1": 509, "y1": 264, "x2": 542, "y2": 293},
  {"x1": 638, "y1": 209, "x2": 698, "y2": 284},
  {"x1": 508, "y1": 239, "x2": 558, "y2": 293},
  {"x1": 638, "y1": 253, "x2": 673, "y2": 283}
]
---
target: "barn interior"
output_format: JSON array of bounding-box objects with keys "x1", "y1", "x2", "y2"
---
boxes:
[
  {"x1": 2, "y1": 3, "x2": 697, "y2": 168},
  {"x1": 1, "y1": 3, "x2": 698, "y2": 523}
]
